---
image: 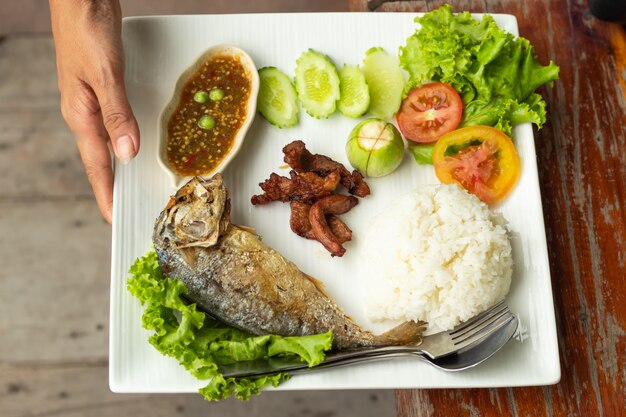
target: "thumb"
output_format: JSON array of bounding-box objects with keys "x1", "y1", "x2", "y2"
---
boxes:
[{"x1": 94, "y1": 78, "x2": 140, "y2": 164}]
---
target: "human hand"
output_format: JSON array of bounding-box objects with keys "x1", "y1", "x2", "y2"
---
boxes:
[{"x1": 50, "y1": 0, "x2": 139, "y2": 223}]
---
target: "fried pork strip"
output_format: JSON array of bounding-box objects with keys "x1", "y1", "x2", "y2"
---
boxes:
[
  {"x1": 283, "y1": 140, "x2": 371, "y2": 198},
  {"x1": 309, "y1": 195, "x2": 359, "y2": 257},
  {"x1": 289, "y1": 201, "x2": 352, "y2": 244},
  {"x1": 251, "y1": 170, "x2": 341, "y2": 205}
]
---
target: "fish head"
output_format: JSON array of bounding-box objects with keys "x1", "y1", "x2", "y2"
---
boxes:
[{"x1": 153, "y1": 174, "x2": 230, "y2": 249}]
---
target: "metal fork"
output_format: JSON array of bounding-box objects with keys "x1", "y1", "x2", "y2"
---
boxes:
[{"x1": 218, "y1": 301, "x2": 518, "y2": 377}]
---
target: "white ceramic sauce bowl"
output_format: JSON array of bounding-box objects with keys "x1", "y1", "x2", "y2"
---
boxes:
[{"x1": 157, "y1": 45, "x2": 259, "y2": 188}]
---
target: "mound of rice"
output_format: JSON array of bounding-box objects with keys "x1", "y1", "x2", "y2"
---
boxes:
[{"x1": 362, "y1": 184, "x2": 512, "y2": 333}]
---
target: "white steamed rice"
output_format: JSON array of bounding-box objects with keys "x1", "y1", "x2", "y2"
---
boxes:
[{"x1": 362, "y1": 184, "x2": 513, "y2": 333}]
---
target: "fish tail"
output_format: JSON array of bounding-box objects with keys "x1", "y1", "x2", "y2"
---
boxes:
[{"x1": 378, "y1": 320, "x2": 425, "y2": 346}]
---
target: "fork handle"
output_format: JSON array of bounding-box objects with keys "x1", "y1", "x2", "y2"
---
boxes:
[
  {"x1": 326, "y1": 345, "x2": 427, "y2": 360},
  {"x1": 286, "y1": 351, "x2": 425, "y2": 376},
  {"x1": 220, "y1": 349, "x2": 425, "y2": 379}
]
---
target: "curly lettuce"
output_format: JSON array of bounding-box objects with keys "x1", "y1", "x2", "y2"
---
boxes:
[
  {"x1": 127, "y1": 250, "x2": 332, "y2": 401},
  {"x1": 399, "y1": 5, "x2": 559, "y2": 137}
]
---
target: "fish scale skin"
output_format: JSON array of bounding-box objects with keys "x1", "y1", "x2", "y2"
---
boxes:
[{"x1": 155, "y1": 224, "x2": 382, "y2": 349}]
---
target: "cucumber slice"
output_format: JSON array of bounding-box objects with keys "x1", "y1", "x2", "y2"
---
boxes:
[
  {"x1": 294, "y1": 49, "x2": 340, "y2": 119},
  {"x1": 258, "y1": 67, "x2": 299, "y2": 128},
  {"x1": 362, "y1": 47, "x2": 405, "y2": 120},
  {"x1": 337, "y1": 65, "x2": 370, "y2": 118}
]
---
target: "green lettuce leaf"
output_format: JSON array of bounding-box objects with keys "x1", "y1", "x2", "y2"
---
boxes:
[
  {"x1": 127, "y1": 250, "x2": 333, "y2": 401},
  {"x1": 399, "y1": 4, "x2": 559, "y2": 138},
  {"x1": 408, "y1": 143, "x2": 435, "y2": 165},
  {"x1": 199, "y1": 373, "x2": 289, "y2": 401},
  {"x1": 461, "y1": 93, "x2": 547, "y2": 136},
  {"x1": 267, "y1": 332, "x2": 333, "y2": 367}
]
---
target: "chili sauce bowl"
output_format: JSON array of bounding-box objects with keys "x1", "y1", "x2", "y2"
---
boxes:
[{"x1": 157, "y1": 45, "x2": 259, "y2": 188}]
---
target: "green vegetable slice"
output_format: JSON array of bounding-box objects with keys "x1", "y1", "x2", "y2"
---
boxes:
[
  {"x1": 337, "y1": 65, "x2": 370, "y2": 118},
  {"x1": 210, "y1": 88, "x2": 224, "y2": 101},
  {"x1": 198, "y1": 115, "x2": 215, "y2": 130},
  {"x1": 294, "y1": 49, "x2": 340, "y2": 119},
  {"x1": 194, "y1": 90, "x2": 209, "y2": 103},
  {"x1": 362, "y1": 47, "x2": 405, "y2": 120},
  {"x1": 257, "y1": 67, "x2": 299, "y2": 128}
]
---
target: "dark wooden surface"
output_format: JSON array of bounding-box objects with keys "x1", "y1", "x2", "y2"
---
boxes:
[{"x1": 349, "y1": 1, "x2": 626, "y2": 416}]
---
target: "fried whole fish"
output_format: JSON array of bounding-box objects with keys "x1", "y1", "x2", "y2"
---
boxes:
[{"x1": 153, "y1": 174, "x2": 423, "y2": 350}]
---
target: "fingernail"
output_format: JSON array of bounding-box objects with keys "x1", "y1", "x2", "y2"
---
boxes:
[{"x1": 114, "y1": 135, "x2": 135, "y2": 165}]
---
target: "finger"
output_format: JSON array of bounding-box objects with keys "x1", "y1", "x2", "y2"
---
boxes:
[
  {"x1": 60, "y1": 83, "x2": 115, "y2": 223},
  {"x1": 76, "y1": 124, "x2": 114, "y2": 224},
  {"x1": 92, "y1": 76, "x2": 140, "y2": 165}
]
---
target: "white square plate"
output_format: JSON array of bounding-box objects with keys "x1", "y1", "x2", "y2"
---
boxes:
[{"x1": 110, "y1": 12, "x2": 560, "y2": 392}]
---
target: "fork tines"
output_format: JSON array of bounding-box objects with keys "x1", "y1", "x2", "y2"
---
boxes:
[{"x1": 450, "y1": 301, "x2": 514, "y2": 346}]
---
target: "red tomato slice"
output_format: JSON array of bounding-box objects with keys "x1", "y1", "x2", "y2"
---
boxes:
[
  {"x1": 396, "y1": 82, "x2": 463, "y2": 143},
  {"x1": 432, "y1": 126, "x2": 520, "y2": 204}
]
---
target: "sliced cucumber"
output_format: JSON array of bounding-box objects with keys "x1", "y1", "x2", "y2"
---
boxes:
[
  {"x1": 294, "y1": 49, "x2": 340, "y2": 119},
  {"x1": 337, "y1": 65, "x2": 370, "y2": 118},
  {"x1": 258, "y1": 67, "x2": 299, "y2": 128},
  {"x1": 362, "y1": 47, "x2": 405, "y2": 120}
]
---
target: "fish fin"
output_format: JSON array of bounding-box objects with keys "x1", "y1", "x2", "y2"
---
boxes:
[
  {"x1": 233, "y1": 224, "x2": 257, "y2": 235},
  {"x1": 303, "y1": 273, "x2": 331, "y2": 298},
  {"x1": 379, "y1": 320, "x2": 426, "y2": 346}
]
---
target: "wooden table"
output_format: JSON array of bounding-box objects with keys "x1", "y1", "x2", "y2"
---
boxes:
[{"x1": 349, "y1": 1, "x2": 626, "y2": 416}]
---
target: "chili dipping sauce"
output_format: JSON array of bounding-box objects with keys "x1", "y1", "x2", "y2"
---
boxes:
[{"x1": 167, "y1": 55, "x2": 251, "y2": 176}]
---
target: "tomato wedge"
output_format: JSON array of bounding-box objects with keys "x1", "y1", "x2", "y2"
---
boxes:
[
  {"x1": 396, "y1": 82, "x2": 463, "y2": 143},
  {"x1": 432, "y1": 126, "x2": 520, "y2": 204}
]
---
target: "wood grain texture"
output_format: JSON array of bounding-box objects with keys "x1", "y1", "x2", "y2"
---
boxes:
[
  {"x1": 0, "y1": 0, "x2": 349, "y2": 35},
  {"x1": 349, "y1": 0, "x2": 626, "y2": 416},
  {"x1": 0, "y1": 363, "x2": 394, "y2": 417},
  {"x1": 0, "y1": 38, "x2": 92, "y2": 197}
]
